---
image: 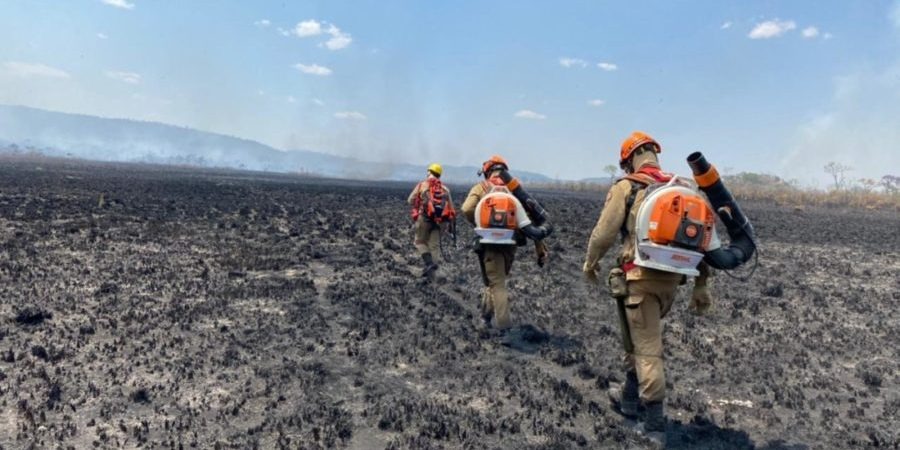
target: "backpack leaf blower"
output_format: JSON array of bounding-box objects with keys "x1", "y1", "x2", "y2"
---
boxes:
[
  {"x1": 687, "y1": 152, "x2": 757, "y2": 270},
  {"x1": 631, "y1": 176, "x2": 715, "y2": 276}
]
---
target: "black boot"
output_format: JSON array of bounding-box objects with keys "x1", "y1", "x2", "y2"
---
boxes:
[
  {"x1": 608, "y1": 371, "x2": 639, "y2": 418},
  {"x1": 421, "y1": 253, "x2": 438, "y2": 277},
  {"x1": 634, "y1": 400, "x2": 666, "y2": 448}
]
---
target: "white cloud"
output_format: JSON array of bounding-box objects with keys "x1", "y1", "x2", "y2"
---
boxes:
[
  {"x1": 312, "y1": 98, "x2": 325, "y2": 106},
  {"x1": 3, "y1": 61, "x2": 71, "y2": 79},
  {"x1": 823, "y1": 33, "x2": 833, "y2": 40},
  {"x1": 290, "y1": 20, "x2": 353, "y2": 50},
  {"x1": 257, "y1": 89, "x2": 266, "y2": 96},
  {"x1": 588, "y1": 99, "x2": 605, "y2": 107},
  {"x1": 597, "y1": 62, "x2": 618, "y2": 71},
  {"x1": 254, "y1": 19, "x2": 271, "y2": 28},
  {"x1": 105, "y1": 70, "x2": 141, "y2": 84},
  {"x1": 96, "y1": 32, "x2": 108, "y2": 39},
  {"x1": 721, "y1": 21, "x2": 732, "y2": 30},
  {"x1": 802, "y1": 26, "x2": 820, "y2": 39},
  {"x1": 514, "y1": 109, "x2": 547, "y2": 120},
  {"x1": 748, "y1": 19, "x2": 796, "y2": 39},
  {"x1": 100, "y1": 0, "x2": 135, "y2": 10},
  {"x1": 286, "y1": 96, "x2": 296, "y2": 103},
  {"x1": 293, "y1": 63, "x2": 332, "y2": 76},
  {"x1": 334, "y1": 111, "x2": 366, "y2": 120},
  {"x1": 559, "y1": 57, "x2": 588, "y2": 68},
  {"x1": 276, "y1": 27, "x2": 292, "y2": 37},
  {"x1": 323, "y1": 24, "x2": 353, "y2": 50},
  {"x1": 294, "y1": 20, "x2": 323, "y2": 37}
]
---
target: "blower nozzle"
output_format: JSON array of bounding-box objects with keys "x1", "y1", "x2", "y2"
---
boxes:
[{"x1": 687, "y1": 152, "x2": 756, "y2": 270}]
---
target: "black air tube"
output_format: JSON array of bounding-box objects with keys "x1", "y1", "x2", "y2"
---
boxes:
[
  {"x1": 521, "y1": 223, "x2": 554, "y2": 241},
  {"x1": 687, "y1": 152, "x2": 756, "y2": 270},
  {"x1": 498, "y1": 170, "x2": 550, "y2": 226}
]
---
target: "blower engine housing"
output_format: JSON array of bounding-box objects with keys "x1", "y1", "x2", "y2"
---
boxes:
[{"x1": 633, "y1": 177, "x2": 716, "y2": 276}]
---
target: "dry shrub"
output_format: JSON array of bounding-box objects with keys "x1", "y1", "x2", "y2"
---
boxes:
[
  {"x1": 527, "y1": 176, "x2": 900, "y2": 212},
  {"x1": 729, "y1": 185, "x2": 900, "y2": 211}
]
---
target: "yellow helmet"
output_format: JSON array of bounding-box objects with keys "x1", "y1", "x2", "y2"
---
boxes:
[{"x1": 427, "y1": 163, "x2": 443, "y2": 177}]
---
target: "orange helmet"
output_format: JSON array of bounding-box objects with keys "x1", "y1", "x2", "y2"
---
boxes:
[
  {"x1": 620, "y1": 131, "x2": 661, "y2": 164},
  {"x1": 480, "y1": 155, "x2": 508, "y2": 176}
]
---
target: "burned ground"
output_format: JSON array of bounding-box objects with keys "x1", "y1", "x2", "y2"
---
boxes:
[{"x1": 0, "y1": 157, "x2": 897, "y2": 449}]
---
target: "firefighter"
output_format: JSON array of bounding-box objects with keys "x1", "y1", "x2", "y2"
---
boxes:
[
  {"x1": 462, "y1": 155, "x2": 552, "y2": 333},
  {"x1": 408, "y1": 163, "x2": 456, "y2": 277},
  {"x1": 582, "y1": 132, "x2": 712, "y2": 447}
]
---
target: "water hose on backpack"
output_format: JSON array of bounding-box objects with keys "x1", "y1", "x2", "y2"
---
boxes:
[{"x1": 687, "y1": 152, "x2": 757, "y2": 271}]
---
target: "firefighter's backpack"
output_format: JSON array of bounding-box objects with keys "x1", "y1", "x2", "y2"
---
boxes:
[
  {"x1": 474, "y1": 181, "x2": 521, "y2": 244},
  {"x1": 423, "y1": 179, "x2": 455, "y2": 224},
  {"x1": 631, "y1": 176, "x2": 716, "y2": 276}
]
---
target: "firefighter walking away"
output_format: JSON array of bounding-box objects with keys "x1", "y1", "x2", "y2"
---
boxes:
[
  {"x1": 584, "y1": 131, "x2": 706, "y2": 448},
  {"x1": 462, "y1": 155, "x2": 553, "y2": 336},
  {"x1": 408, "y1": 163, "x2": 457, "y2": 278}
]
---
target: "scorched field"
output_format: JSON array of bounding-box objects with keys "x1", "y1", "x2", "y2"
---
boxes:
[{"x1": 0, "y1": 157, "x2": 897, "y2": 449}]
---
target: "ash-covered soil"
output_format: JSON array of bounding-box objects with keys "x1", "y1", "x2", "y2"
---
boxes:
[{"x1": 0, "y1": 157, "x2": 897, "y2": 449}]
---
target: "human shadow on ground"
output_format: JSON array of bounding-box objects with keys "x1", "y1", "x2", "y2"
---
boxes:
[
  {"x1": 498, "y1": 323, "x2": 580, "y2": 354},
  {"x1": 665, "y1": 415, "x2": 809, "y2": 449}
]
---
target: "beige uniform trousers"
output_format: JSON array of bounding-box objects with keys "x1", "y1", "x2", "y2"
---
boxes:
[
  {"x1": 480, "y1": 245, "x2": 517, "y2": 330},
  {"x1": 623, "y1": 278, "x2": 679, "y2": 403},
  {"x1": 413, "y1": 217, "x2": 441, "y2": 259}
]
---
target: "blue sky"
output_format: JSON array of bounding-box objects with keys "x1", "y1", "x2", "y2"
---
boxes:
[{"x1": 1, "y1": 0, "x2": 899, "y2": 184}]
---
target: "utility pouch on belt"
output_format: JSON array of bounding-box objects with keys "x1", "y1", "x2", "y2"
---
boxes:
[{"x1": 608, "y1": 267, "x2": 628, "y2": 300}]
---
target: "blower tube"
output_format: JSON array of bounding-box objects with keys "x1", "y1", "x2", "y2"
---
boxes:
[
  {"x1": 687, "y1": 152, "x2": 756, "y2": 270},
  {"x1": 498, "y1": 170, "x2": 550, "y2": 226},
  {"x1": 520, "y1": 222, "x2": 554, "y2": 241}
]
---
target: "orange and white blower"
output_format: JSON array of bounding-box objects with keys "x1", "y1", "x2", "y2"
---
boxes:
[
  {"x1": 632, "y1": 151, "x2": 757, "y2": 276},
  {"x1": 632, "y1": 176, "x2": 716, "y2": 276}
]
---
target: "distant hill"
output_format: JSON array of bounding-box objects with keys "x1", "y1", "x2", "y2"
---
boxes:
[
  {"x1": 578, "y1": 177, "x2": 614, "y2": 184},
  {"x1": 0, "y1": 104, "x2": 552, "y2": 183}
]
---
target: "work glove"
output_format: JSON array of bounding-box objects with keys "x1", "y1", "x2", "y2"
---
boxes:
[
  {"x1": 689, "y1": 285, "x2": 714, "y2": 315},
  {"x1": 582, "y1": 261, "x2": 600, "y2": 285},
  {"x1": 535, "y1": 240, "x2": 549, "y2": 267}
]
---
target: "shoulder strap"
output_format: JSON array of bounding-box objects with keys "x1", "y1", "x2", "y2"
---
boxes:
[
  {"x1": 622, "y1": 172, "x2": 655, "y2": 186},
  {"x1": 620, "y1": 178, "x2": 650, "y2": 240}
]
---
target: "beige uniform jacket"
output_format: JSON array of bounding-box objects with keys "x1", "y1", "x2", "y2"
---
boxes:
[
  {"x1": 585, "y1": 179, "x2": 682, "y2": 282},
  {"x1": 461, "y1": 182, "x2": 488, "y2": 226}
]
